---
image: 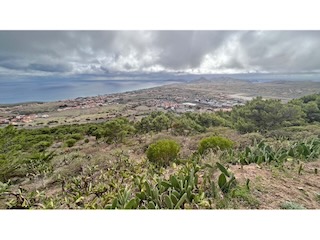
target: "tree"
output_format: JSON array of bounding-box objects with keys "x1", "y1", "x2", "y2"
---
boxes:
[
  {"x1": 136, "y1": 112, "x2": 172, "y2": 133},
  {"x1": 152, "y1": 114, "x2": 171, "y2": 132},
  {"x1": 103, "y1": 118, "x2": 135, "y2": 144},
  {"x1": 171, "y1": 116, "x2": 205, "y2": 136},
  {"x1": 305, "y1": 101, "x2": 320, "y2": 122},
  {"x1": 231, "y1": 97, "x2": 305, "y2": 133},
  {"x1": 290, "y1": 94, "x2": 320, "y2": 123}
]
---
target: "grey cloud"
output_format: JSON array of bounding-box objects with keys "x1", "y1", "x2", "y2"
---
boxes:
[
  {"x1": 123, "y1": 63, "x2": 134, "y2": 70},
  {"x1": 153, "y1": 31, "x2": 235, "y2": 69},
  {"x1": 28, "y1": 63, "x2": 73, "y2": 73},
  {"x1": 99, "y1": 66, "x2": 109, "y2": 73},
  {"x1": 0, "y1": 31, "x2": 320, "y2": 77},
  {"x1": 0, "y1": 62, "x2": 27, "y2": 71},
  {"x1": 231, "y1": 31, "x2": 320, "y2": 72}
]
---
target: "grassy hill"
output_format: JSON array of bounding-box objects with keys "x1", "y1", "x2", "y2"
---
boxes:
[{"x1": 1, "y1": 94, "x2": 320, "y2": 209}]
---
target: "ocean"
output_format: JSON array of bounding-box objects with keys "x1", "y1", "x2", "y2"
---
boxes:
[
  {"x1": 0, "y1": 79, "x2": 181, "y2": 104},
  {"x1": 1, "y1": 73, "x2": 319, "y2": 104}
]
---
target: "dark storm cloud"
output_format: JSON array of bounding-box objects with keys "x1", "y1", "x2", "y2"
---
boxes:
[
  {"x1": 0, "y1": 30, "x2": 320, "y2": 77},
  {"x1": 226, "y1": 31, "x2": 320, "y2": 72},
  {"x1": 28, "y1": 63, "x2": 73, "y2": 73},
  {"x1": 0, "y1": 61, "x2": 26, "y2": 70}
]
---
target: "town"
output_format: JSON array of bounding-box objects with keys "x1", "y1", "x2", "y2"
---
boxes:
[
  {"x1": 0, "y1": 83, "x2": 248, "y2": 127},
  {"x1": 2, "y1": 78, "x2": 320, "y2": 128}
]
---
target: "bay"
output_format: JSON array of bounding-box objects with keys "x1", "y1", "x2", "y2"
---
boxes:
[{"x1": 0, "y1": 79, "x2": 180, "y2": 104}]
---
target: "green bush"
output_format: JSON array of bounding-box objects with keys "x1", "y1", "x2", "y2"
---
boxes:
[
  {"x1": 103, "y1": 118, "x2": 135, "y2": 144},
  {"x1": 70, "y1": 133, "x2": 83, "y2": 141},
  {"x1": 65, "y1": 139, "x2": 77, "y2": 147},
  {"x1": 231, "y1": 97, "x2": 306, "y2": 133},
  {"x1": 0, "y1": 154, "x2": 26, "y2": 182},
  {"x1": 171, "y1": 117, "x2": 205, "y2": 136},
  {"x1": 198, "y1": 136, "x2": 234, "y2": 154},
  {"x1": 146, "y1": 139, "x2": 180, "y2": 166},
  {"x1": 34, "y1": 141, "x2": 52, "y2": 151}
]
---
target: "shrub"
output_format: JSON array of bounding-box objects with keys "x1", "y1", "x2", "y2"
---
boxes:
[
  {"x1": 231, "y1": 186, "x2": 260, "y2": 208},
  {"x1": 24, "y1": 151, "x2": 55, "y2": 176},
  {"x1": 171, "y1": 117, "x2": 205, "y2": 136},
  {"x1": 244, "y1": 132, "x2": 264, "y2": 144},
  {"x1": 65, "y1": 139, "x2": 77, "y2": 147},
  {"x1": 136, "y1": 112, "x2": 172, "y2": 134},
  {"x1": 198, "y1": 136, "x2": 234, "y2": 154},
  {"x1": 0, "y1": 180, "x2": 10, "y2": 193},
  {"x1": 34, "y1": 141, "x2": 52, "y2": 151},
  {"x1": 0, "y1": 154, "x2": 26, "y2": 182},
  {"x1": 84, "y1": 139, "x2": 89, "y2": 143},
  {"x1": 197, "y1": 113, "x2": 229, "y2": 128},
  {"x1": 146, "y1": 139, "x2": 180, "y2": 166},
  {"x1": 70, "y1": 133, "x2": 83, "y2": 141},
  {"x1": 231, "y1": 97, "x2": 305, "y2": 133},
  {"x1": 103, "y1": 118, "x2": 135, "y2": 144},
  {"x1": 280, "y1": 201, "x2": 305, "y2": 209}
]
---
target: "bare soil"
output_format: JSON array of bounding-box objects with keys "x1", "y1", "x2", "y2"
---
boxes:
[{"x1": 230, "y1": 162, "x2": 320, "y2": 209}]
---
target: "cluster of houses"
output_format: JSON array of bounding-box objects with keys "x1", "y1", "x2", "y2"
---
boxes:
[
  {"x1": 0, "y1": 114, "x2": 49, "y2": 125},
  {"x1": 156, "y1": 95, "x2": 246, "y2": 113},
  {"x1": 196, "y1": 98, "x2": 245, "y2": 108},
  {"x1": 55, "y1": 94, "x2": 132, "y2": 112},
  {"x1": 0, "y1": 89, "x2": 249, "y2": 127},
  {"x1": 56, "y1": 96, "x2": 110, "y2": 112}
]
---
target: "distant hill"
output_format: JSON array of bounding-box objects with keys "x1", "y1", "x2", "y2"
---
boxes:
[
  {"x1": 189, "y1": 76, "x2": 251, "y2": 84},
  {"x1": 188, "y1": 77, "x2": 211, "y2": 84}
]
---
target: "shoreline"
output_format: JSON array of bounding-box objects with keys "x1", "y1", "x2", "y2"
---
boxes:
[{"x1": 0, "y1": 80, "x2": 183, "y2": 106}]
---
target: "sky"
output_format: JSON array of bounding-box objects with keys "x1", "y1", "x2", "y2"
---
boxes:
[{"x1": 0, "y1": 31, "x2": 320, "y2": 80}]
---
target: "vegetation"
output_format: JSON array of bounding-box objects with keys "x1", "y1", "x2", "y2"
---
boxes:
[
  {"x1": 1, "y1": 93, "x2": 320, "y2": 209},
  {"x1": 231, "y1": 97, "x2": 305, "y2": 133},
  {"x1": 65, "y1": 139, "x2": 77, "y2": 147},
  {"x1": 146, "y1": 139, "x2": 180, "y2": 166},
  {"x1": 280, "y1": 201, "x2": 306, "y2": 210},
  {"x1": 198, "y1": 136, "x2": 234, "y2": 154}
]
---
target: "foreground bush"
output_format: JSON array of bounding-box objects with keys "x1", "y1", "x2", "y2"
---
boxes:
[
  {"x1": 65, "y1": 139, "x2": 77, "y2": 147},
  {"x1": 0, "y1": 154, "x2": 26, "y2": 182},
  {"x1": 198, "y1": 136, "x2": 234, "y2": 154},
  {"x1": 146, "y1": 139, "x2": 180, "y2": 166}
]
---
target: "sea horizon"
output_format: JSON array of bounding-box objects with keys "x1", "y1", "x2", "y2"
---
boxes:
[
  {"x1": 1, "y1": 73, "x2": 320, "y2": 104},
  {"x1": 0, "y1": 79, "x2": 183, "y2": 104}
]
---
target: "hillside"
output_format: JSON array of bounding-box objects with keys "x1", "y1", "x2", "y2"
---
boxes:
[{"x1": 1, "y1": 93, "x2": 320, "y2": 209}]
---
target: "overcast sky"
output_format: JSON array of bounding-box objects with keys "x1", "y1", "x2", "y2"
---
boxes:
[{"x1": 0, "y1": 31, "x2": 320, "y2": 79}]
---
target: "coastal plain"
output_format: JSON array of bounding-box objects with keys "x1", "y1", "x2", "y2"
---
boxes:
[
  {"x1": 1, "y1": 78, "x2": 320, "y2": 209},
  {"x1": 1, "y1": 78, "x2": 320, "y2": 127}
]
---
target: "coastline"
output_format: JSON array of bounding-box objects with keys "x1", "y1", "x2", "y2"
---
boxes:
[{"x1": 0, "y1": 79, "x2": 183, "y2": 105}]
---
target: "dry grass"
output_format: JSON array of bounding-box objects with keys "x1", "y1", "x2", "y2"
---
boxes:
[{"x1": 229, "y1": 161, "x2": 320, "y2": 209}]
